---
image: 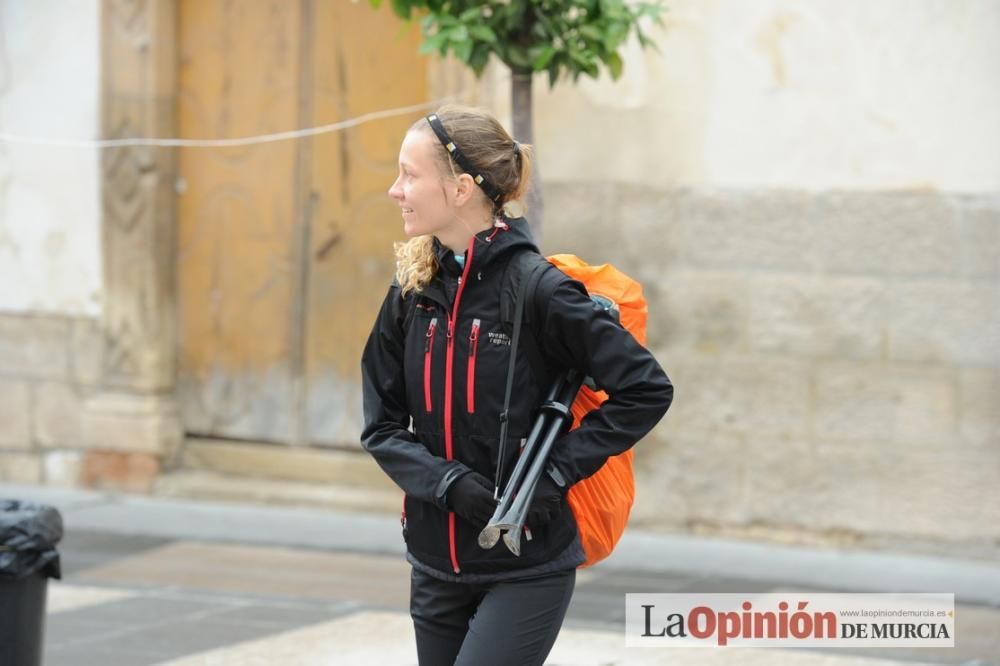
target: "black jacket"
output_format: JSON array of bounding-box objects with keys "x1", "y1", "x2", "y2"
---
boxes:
[{"x1": 360, "y1": 216, "x2": 673, "y2": 575}]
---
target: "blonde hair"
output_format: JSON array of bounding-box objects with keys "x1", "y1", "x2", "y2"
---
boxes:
[{"x1": 393, "y1": 104, "x2": 534, "y2": 297}]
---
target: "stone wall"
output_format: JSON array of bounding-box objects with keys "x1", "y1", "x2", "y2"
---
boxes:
[
  {"x1": 0, "y1": 0, "x2": 181, "y2": 493},
  {"x1": 0, "y1": 314, "x2": 97, "y2": 486},
  {"x1": 544, "y1": 184, "x2": 999, "y2": 557}
]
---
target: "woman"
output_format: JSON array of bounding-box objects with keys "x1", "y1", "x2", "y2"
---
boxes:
[{"x1": 360, "y1": 104, "x2": 673, "y2": 665}]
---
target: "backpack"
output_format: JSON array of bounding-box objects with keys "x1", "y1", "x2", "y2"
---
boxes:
[
  {"x1": 500, "y1": 252, "x2": 648, "y2": 569},
  {"x1": 402, "y1": 250, "x2": 649, "y2": 569}
]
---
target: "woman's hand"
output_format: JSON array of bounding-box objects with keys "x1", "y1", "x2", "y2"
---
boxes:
[
  {"x1": 446, "y1": 471, "x2": 497, "y2": 528},
  {"x1": 526, "y1": 470, "x2": 566, "y2": 526}
]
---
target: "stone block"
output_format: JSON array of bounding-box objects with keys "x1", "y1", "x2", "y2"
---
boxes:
[
  {"x1": 958, "y1": 367, "x2": 1000, "y2": 448},
  {"x1": 672, "y1": 191, "x2": 998, "y2": 280},
  {"x1": 179, "y1": 438, "x2": 398, "y2": 490},
  {"x1": 0, "y1": 314, "x2": 69, "y2": 379},
  {"x1": 887, "y1": 280, "x2": 1000, "y2": 366},
  {"x1": 0, "y1": 453, "x2": 43, "y2": 483},
  {"x1": 812, "y1": 446, "x2": 999, "y2": 543},
  {"x1": 652, "y1": 269, "x2": 748, "y2": 356},
  {"x1": 807, "y1": 442, "x2": 901, "y2": 535},
  {"x1": 83, "y1": 391, "x2": 182, "y2": 456},
  {"x1": 667, "y1": 356, "x2": 812, "y2": 437},
  {"x1": 743, "y1": 433, "x2": 831, "y2": 529},
  {"x1": 813, "y1": 192, "x2": 954, "y2": 276},
  {"x1": 951, "y1": 196, "x2": 1000, "y2": 279},
  {"x1": 814, "y1": 362, "x2": 957, "y2": 447},
  {"x1": 70, "y1": 317, "x2": 104, "y2": 387},
  {"x1": 631, "y1": 428, "x2": 748, "y2": 528},
  {"x1": 806, "y1": 192, "x2": 999, "y2": 279},
  {"x1": 34, "y1": 381, "x2": 84, "y2": 448},
  {"x1": 614, "y1": 184, "x2": 684, "y2": 276},
  {"x1": 154, "y1": 470, "x2": 402, "y2": 514},
  {"x1": 540, "y1": 182, "x2": 620, "y2": 257},
  {"x1": 746, "y1": 275, "x2": 885, "y2": 360},
  {"x1": 0, "y1": 380, "x2": 32, "y2": 448},
  {"x1": 81, "y1": 450, "x2": 160, "y2": 494},
  {"x1": 43, "y1": 450, "x2": 84, "y2": 486},
  {"x1": 678, "y1": 189, "x2": 820, "y2": 273}
]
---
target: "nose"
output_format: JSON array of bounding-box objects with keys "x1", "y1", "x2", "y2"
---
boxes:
[{"x1": 388, "y1": 176, "x2": 403, "y2": 201}]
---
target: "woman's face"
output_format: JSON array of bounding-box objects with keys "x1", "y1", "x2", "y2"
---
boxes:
[{"x1": 387, "y1": 129, "x2": 454, "y2": 238}]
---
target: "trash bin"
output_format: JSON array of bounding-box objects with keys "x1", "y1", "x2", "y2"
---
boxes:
[{"x1": 0, "y1": 499, "x2": 63, "y2": 666}]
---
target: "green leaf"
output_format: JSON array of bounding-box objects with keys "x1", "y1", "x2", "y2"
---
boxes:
[
  {"x1": 604, "y1": 51, "x2": 622, "y2": 79},
  {"x1": 389, "y1": 0, "x2": 413, "y2": 20},
  {"x1": 568, "y1": 48, "x2": 591, "y2": 68},
  {"x1": 469, "y1": 43, "x2": 491, "y2": 76},
  {"x1": 453, "y1": 37, "x2": 473, "y2": 63},
  {"x1": 468, "y1": 25, "x2": 497, "y2": 43},
  {"x1": 459, "y1": 6, "x2": 481, "y2": 22},
  {"x1": 507, "y1": 45, "x2": 534, "y2": 69},
  {"x1": 578, "y1": 25, "x2": 602, "y2": 42},
  {"x1": 532, "y1": 45, "x2": 557, "y2": 70},
  {"x1": 603, "y1": 24, "x2": 628, "y2": 51},
  {"x1": 417, "y1": 32, "x2": 447, "y2": 55}
]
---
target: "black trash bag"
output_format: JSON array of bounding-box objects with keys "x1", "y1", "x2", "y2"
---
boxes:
[{"x1": 0, "y1": 500, "x2": 63, "y2": 580}]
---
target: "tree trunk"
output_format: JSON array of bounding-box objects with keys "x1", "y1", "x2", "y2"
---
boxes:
[{"x1": 511, "y1": 70, "x2": 544, "y2": 248}]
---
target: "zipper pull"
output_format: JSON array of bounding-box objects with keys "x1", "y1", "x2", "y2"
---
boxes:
[
  {"x1": 468, "y1": 319, "x2": 480, "y2": 356},
  {"x1": 425, "y1": 318, "x2": 437, "y2": 352}
]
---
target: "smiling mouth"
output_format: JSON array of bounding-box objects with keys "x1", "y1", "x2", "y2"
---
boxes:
[{"x1": 402, "y1": 208, "x2": 414, "y2": 213}]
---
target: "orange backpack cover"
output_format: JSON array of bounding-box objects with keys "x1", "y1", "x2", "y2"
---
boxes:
[{"x1": 545, "y1": 255, "x2": 648, "y2": 568}]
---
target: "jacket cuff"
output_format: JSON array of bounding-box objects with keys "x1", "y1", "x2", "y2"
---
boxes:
[{"x1": 433, "y1": 463, "x2": 472, "y2": 510}]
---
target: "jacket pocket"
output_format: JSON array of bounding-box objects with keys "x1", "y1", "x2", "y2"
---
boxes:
[
  {"x1": 424, "y1": 317, "x2": 438, "y2": 412},
  {"x1": 467, "y1": 318, "x2": 481, "y2": 414}
]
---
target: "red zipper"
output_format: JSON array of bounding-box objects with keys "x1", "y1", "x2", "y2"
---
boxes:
[
  {"x1": 424, "y1": 318, "x2": 437, "y2": 412},
  {"x1": 444, "y1": 240, "x2": 476, "y2": 573},
  {"x1": 467, "y1": 319, "x2": 481, "y2": 413}
]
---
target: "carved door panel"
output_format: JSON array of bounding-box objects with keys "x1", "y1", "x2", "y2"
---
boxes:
[
  {"x1": 177, "y1": 0, "x2": 426, "y2": 446},
  {"x1": 304, "y1": 1, "x2": 428, "y2": 446}
]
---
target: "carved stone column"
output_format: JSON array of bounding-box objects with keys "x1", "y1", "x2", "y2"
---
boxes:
[{"x1": 82, "y1": 0, "x2": 182, "y2": 492}]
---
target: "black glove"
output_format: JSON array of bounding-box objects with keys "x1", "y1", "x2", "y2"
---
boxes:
[
  {"x1": 526, "y1": 466, "x2": 567, "y2": 527},
  {"x1": 446, "y1": 471, "x2": 497, "y2": 528}
]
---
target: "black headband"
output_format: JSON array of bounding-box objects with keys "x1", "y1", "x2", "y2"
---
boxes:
[{"x1": 425, "y1": 113, "x2": 505, "y2": 203}]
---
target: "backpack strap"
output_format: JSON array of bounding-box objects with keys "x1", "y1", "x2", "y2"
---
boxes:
[
  {"x1": 493, "y1": 252, "x2": 563, "y2": 492},
  {"x1": 497, "y1": 258, "x2": 548, "y2": 451},
  {"x1": 500, "y1": 251, "x2": 551, "y2": 326}
]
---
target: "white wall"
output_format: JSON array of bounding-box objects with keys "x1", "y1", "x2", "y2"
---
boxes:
[
  {"x1": 0, "y1": 0, "x2": 101, "y2": 316},
  {"x1": 490, "y1": 0, "x2": 1000, "y2": 193}
]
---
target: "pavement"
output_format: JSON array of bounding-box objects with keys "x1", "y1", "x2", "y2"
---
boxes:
[{"x1": 2, "y1": 482, "x2": 999, "y2": 666}]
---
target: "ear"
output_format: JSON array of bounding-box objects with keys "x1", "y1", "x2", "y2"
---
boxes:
[{"x1": 452, "y1": 173, "x2": 477, "y2": 207}]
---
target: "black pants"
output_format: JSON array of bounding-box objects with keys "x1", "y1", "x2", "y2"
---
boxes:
[{"x1": 409, "y1": 567, "x2": 576, "y2": 666}]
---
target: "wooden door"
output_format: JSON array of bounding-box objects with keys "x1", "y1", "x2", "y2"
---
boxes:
[{"x1": 177, "y1": 0, "x2": 427, "y2": 447}]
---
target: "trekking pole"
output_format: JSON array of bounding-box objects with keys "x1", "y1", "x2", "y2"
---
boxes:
[
  {"x1": 492, "y1": 375, "x2": 562, "y2": 500},
  {"x1": 478, "y1": 375, "x2": 565, "y2": 550},
  {"x1": 484, "y1": 369, "x2": 584, "y2": 555},
  {"x1": 499, "y1": 369, "x2": 583, "y2": 556}
]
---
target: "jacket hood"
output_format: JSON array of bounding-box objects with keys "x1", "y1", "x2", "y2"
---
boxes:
[{"x1": 432, "y1": 216, "x2": 539, "y2": 277}]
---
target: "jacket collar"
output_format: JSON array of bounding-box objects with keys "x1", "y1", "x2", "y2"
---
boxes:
[{"x1": 431, "y1": 215, "x2": 539, "y2": 278}]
